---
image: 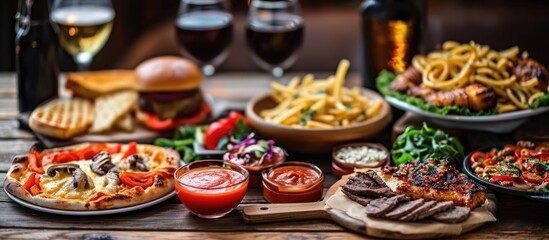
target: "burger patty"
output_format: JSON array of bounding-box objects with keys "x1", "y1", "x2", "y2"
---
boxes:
[{"x1": 138, "y1": 90, "x2": 204, "y2": 120}]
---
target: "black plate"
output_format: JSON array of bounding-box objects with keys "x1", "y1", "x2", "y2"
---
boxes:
[{"x1": 463, "y1": 143, "x2": 549, "y2": 202}]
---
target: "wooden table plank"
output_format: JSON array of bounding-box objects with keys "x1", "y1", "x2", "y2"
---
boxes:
[
  {"x1": 0, "y1": 229, "x2": 368, "y2": 240},
  {"x1": 0, "y1": 201, "x2": 343, "y2": 231},
  {"x1": 0, "y1": 120, "x2": 34, "y2": 139}
]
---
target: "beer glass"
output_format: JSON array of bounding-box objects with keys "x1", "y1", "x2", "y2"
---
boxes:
[
  {"x1": 246, "y1": 0, "x2": 304, "y2": 78},
  {"x1": 176, "y1": 0, "x2": 233, "y2": 77},
  {"x1": 51, "y1": 0, "x2": 115, "y2": 71}
]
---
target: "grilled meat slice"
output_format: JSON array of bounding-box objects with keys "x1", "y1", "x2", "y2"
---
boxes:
[
  {"x1": 365, "y1": 194, "x2": 408, "y2": 217},
  {"x1": 463, "y1": 83, "x2": 497, "y2": 111},
  {"x1": 382, "y1": 159, "x2": 486, "y2": 209},
  {"x1": 425, "y1": 88, "x2": 469, "y2": 108},
  {"x1": 383, "y1": 198, "x2": 425, "y2": 219},
  {"x1": 424, "y1": 84, "x2": 496, "y2": 111},
  {"x1": 341, "y1": 184, "x2": 396, "y2": 198},
  {"x1": 413, "y1": 201, "x2": 455, "y2": 221},
  {"x1": 366, "y1": 170, "x2": 390, "y2": 188},
  {"x1": 389, "y1": 66, "x2": 422, "y2": 92},
  {"x1": 432, "y1": 206, "x2": 471, "y2": 223},
  {"x1": 399, "y1": 201, "x2": 437, "y2": 221},
  {"x1": 342, "y1": 189, "x2": 375, "y2": 206},
  {"x1": 515, "y1": 58, "x2": 549, "y2": 91},
  {"x1": 407, "y1": 85, "x2": 434, "y2": 99}
]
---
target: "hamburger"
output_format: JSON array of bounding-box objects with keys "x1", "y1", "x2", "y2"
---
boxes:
[{"x1": 135, "y1": 56, "x2": 210, "y2": 130}]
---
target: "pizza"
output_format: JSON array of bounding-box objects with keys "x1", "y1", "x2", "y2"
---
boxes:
[{"x1": 3, "y1": 142, "x2": 180, "y2": 210}]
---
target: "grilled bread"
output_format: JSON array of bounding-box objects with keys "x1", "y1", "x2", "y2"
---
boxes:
[
  {"x1": 29, "y1": 98, "x2": 94, "y2": 139},
  {"x1": 89, "y1": 90, "x2": 138, "y2": 133},
  {"x1": 66, "y1": 70, "x2": 136, "y2": 99}
]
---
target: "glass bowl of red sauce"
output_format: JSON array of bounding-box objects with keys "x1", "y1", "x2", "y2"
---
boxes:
[
  {"x1": 174, "y1": 160, "x2": 249, "y2": 219},
  {"x1": 261, "y1": 161, "x2": 324, "y2": 203}
]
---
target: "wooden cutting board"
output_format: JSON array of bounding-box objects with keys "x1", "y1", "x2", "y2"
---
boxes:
[{"x1": 243, "y1": 179, "x2": 497, "y2": 239}]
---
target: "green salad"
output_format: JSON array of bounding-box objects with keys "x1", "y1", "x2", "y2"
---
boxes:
[
  {"x1": 376, "y1": 70, "x2": 549, "y2": 116},
  {"x1": 391, "y1": 123, "x2": 464, "y2": 166}
]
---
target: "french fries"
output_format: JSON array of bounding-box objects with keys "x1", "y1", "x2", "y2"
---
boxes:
[{"x1": 260, "y1": 59, "x2": 382, "y2": 128}]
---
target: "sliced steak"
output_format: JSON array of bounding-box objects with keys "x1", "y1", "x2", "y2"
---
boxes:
[
  {"x1": 341, "y1": 185, "x2": 396, "y2": 197},
  {"x1": 399, "y1": 201, "x2": 437, "y2": 221},
  {"x1": 413, "y1": 201, "x2": 455, "y2": 221},
  {"x1": 347, "y1": 176, "x2": 377, "y2": 188},
  {"x1": 365, "y1": 195, "x2": 407, "y2": 217},
  {"x1": 383, "y1": 199, "x2": 425, "y2": 219},
  {"x1": 342, "y1": 190, "x2": 375, "y2": 206},
  {"x1": 366, "y1": 170, "x2": 389, "y2": 188},
  {"x1": 432, "y1": 206, "x2": 471, "y2": 223}
]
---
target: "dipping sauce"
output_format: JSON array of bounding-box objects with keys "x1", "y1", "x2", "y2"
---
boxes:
[
  {"x1": 175, "y1": 160, "x2": 249, "y2": 219},
  {"x1": 262, "y1": 162, "x2": 324, "y2": 203}
]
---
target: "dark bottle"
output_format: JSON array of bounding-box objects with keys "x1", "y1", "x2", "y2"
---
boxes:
[
  {"x1": 15, "y1": 0, "x2": 60, "y2": 112},
  {"x1": 360, "y1": 0, "x2": 421, "y2": 89}
]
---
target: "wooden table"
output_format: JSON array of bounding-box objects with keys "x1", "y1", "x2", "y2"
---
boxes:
[{"x1": 1, "y1": 72, "x2": 548, "y2": 240}]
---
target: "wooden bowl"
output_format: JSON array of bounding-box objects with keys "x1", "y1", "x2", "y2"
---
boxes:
[
  {"x1": 245, "y1": 88, "x2": 392, "y2": 154},
  {"x1": 331, "y1": 142, "x2": 389, "y2": 177}
]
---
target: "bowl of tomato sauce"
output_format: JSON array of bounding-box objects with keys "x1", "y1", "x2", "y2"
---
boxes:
[
  {"x1": 261, "y1": 161, "x2": 324, "y2": 203},
  {"x1": 174, "y1": 160, "x2": 249, "y2": 219}
]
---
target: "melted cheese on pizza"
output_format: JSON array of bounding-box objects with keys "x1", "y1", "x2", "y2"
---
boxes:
[{"x1": 39, "y1": 160, "x2": 120, "y2": 200}]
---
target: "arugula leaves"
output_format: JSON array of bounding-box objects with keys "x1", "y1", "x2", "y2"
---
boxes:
[{"x1": 391, "y1": 123, "x2": 464, "y2": 166}]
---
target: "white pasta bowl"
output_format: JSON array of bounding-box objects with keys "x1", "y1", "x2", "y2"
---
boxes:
[
  {"x1": 245, "y1": 88, "x2": 392, "y2": 154},
  {"x1": 386, "y1": 96, "x2": 549, "y2": 133}
]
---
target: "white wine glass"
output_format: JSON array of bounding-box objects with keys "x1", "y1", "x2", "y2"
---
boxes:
[
  {"x1": 246, "y1": 0, "x2": 304, "y2": 78},
  {"x1": 51, "y1": 0, "x2": 115, "y2": 71},
  {"x1": 176, "y1": 0, "x2": 233, "y2": 77}
]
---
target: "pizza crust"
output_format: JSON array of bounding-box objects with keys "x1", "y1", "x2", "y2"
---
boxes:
[{"x1": 4, "y1": 143, "x2": 180, "y2": 211}]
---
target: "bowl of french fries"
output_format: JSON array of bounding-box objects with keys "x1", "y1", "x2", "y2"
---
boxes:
[{"x1": 246, "y1": 60, "x2": 392, "y2": 153}]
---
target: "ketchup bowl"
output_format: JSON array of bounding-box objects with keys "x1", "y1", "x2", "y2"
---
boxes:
[
  {"x1": 261, "y1": 161, "x2": 324, "y2": 203},
  {"x1": 174, "y1": 160, "x2": 249, "y2": 219}
]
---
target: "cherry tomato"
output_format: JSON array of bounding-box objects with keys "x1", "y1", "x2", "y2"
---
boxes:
[
  {"x1": 227, "y1": 111, "x2": 247, "y2": 126},
  {"x1": 204, "y1": 119, "x2": 233, "y2": 150}
]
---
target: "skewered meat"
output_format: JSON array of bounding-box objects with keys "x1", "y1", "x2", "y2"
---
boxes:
[
  {"x1": 424, "y1": 84, "x2": 496, "y2": 111},
  {"x1": 515, "y1": 58, "x2": 549, "y2": 91}
]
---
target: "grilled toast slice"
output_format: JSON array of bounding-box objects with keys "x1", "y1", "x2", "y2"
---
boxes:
[
  {"x1": 66, "y1": 70, "x2": 136, "y2": 99},
  {"x1": 29, "y1": 98, "x2": 94, "y2": 139}
]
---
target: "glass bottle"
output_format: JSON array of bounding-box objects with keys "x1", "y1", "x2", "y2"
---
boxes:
[
  {"x1": 360, "y1": 0, "x2": 421, "y2": 89},
  {"x1": 15, "y1": 0, "x2": 60, "y2": 112}
]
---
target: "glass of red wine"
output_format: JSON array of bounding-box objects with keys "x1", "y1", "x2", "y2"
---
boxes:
[
  {"x1": 176, "y1": 0, "x2": 233, "y2": 76},
  {"x1": 246, "y1": 0, "x2": 304, "y2": 78}
]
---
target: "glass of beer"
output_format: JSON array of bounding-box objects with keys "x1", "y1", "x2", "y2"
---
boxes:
[
  {"x1": 176, "y1": 0, "x2": 233, "y2": 77},
  {"x1": 246, "y1": 0, "x2": 304, "y2": 78},
  {"x1": 51, "y1": 0, "x2": 115, "y2": 71}
]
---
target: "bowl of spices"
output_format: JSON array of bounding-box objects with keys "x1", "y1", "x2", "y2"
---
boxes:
[
  {"x1": 331, "y1": 143, "x2": 389, "y2": 177},
  {"x1": 261, "y1": 161, "x2": 324, "y2": 203}
]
